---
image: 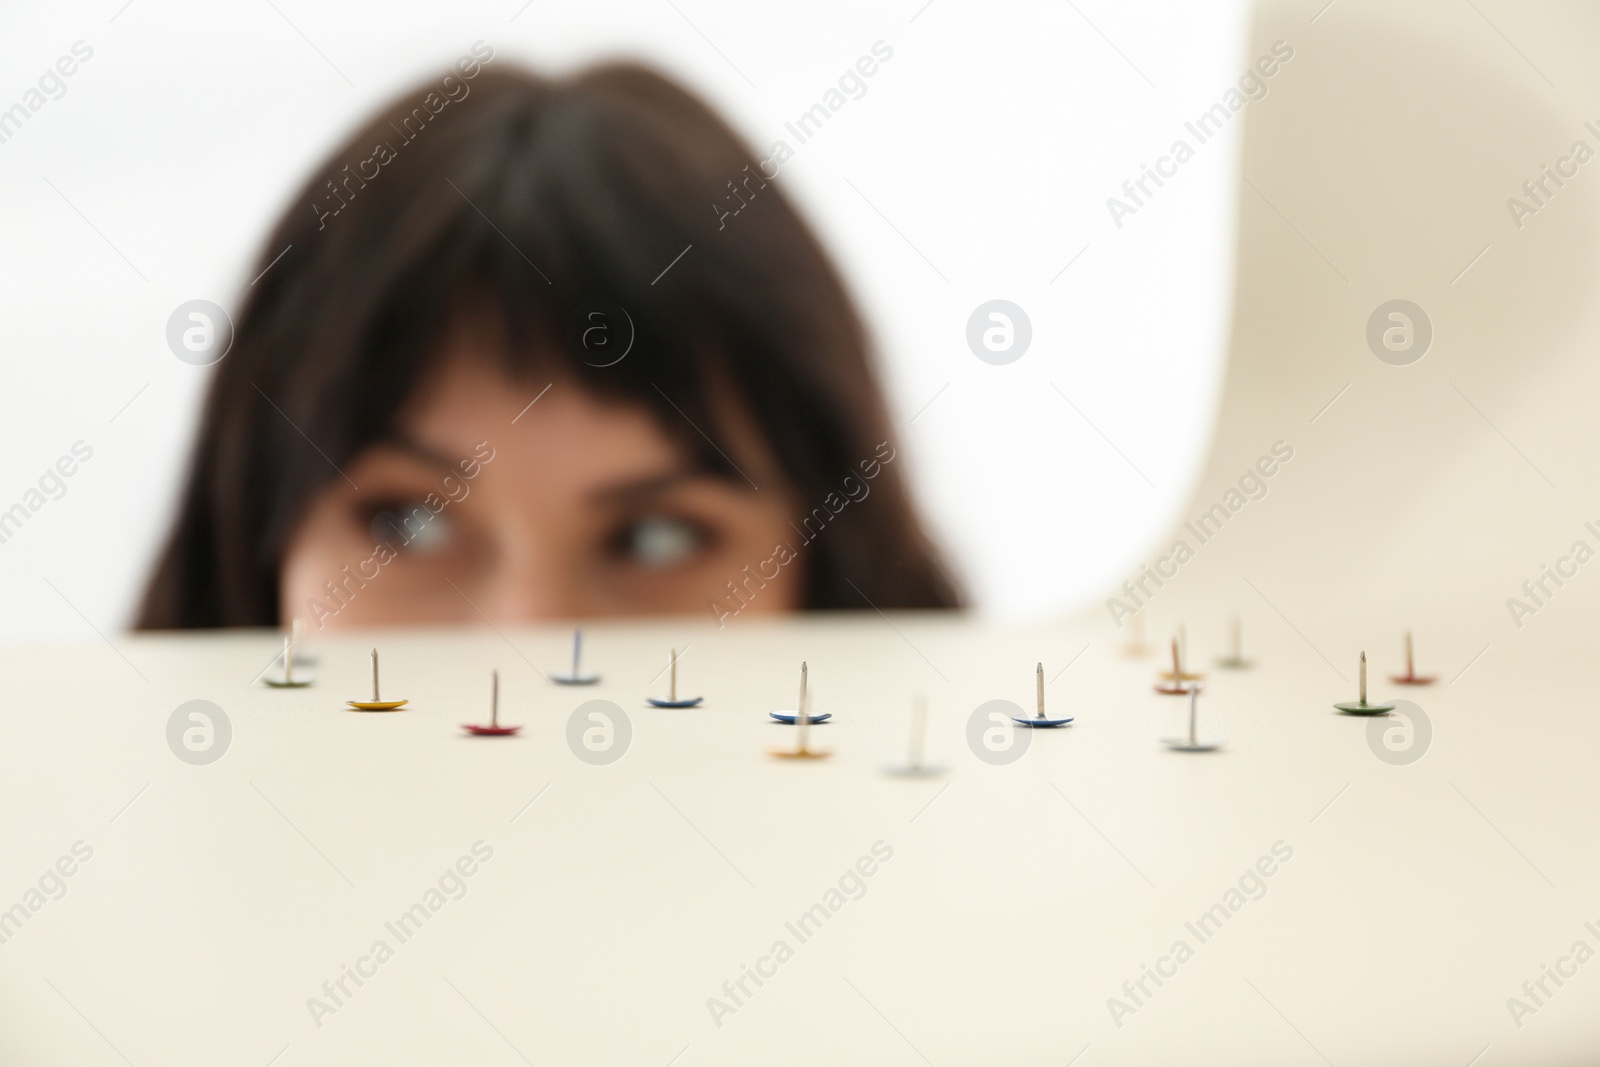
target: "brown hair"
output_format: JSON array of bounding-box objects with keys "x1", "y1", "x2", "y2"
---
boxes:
[{"x1": 136, "y1": 58, "x2": 960, "y2": 628}]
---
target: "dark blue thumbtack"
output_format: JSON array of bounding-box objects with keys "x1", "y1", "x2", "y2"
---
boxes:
[
  {"x1": 771, "y1": 662, "x2": 832, "y2": 724},
  {"x1": 1011, "y1": 662, "x2": 1073, "y2": 727},
  {"x1": 647, "y1": 648, "x2": 703, "y2": 707}
]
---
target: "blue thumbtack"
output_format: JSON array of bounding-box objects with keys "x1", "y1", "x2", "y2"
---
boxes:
[
  {"x1": 647, "y1": 648, "x2": 703, "y2": 707},
  {"x1": 1010, "y1": 662, "x2": 1073, "y2": 728},
  {"x1": 551, "y1": 629, "x2": 600, "y2": 685},
  {"x1": 770, "y1": 662, "x2": 832, "y2": 724}
]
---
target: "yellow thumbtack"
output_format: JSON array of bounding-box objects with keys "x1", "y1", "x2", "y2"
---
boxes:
[
  {"x1": 347, "y1": 648, "x2": 408, "y2": 711},
  {"x1": 1154, "y1": 637, "x2": 1201, "y2": 695}
]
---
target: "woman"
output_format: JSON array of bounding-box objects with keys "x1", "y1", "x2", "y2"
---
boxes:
[{"x1": 137, "y1": 56, "x2": 959, "y2": 630}]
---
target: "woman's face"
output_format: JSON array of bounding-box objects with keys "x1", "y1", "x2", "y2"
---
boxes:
[{"x1": 279, "y1": 351, "x2": 802, "y2": 627}]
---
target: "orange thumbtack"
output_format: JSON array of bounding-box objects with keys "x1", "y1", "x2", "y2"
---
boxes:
[
  {"x1": 463, "y1": 670, "x2": 521, "y2": 736},
  {"x1": 1334, "y1": 652, "x2": 1395, "y2": 715},
  {"x1": 1120, "y1": 612, "x2": 1152, "y2": 658},
  {"x1": 1154, "y1": 637, "x2": 1202, "y2": 695},
  {"x1": 347, "y1": 648, "x2": 408, "y2": 711},
  {"x1": 1390, "y1": 631, "x2": 1437, "y2": 685},
  {"x1": 769, "y1": 663, "x2": 830, "y2": 760}
]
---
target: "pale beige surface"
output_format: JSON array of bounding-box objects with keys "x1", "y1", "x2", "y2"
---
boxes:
[
  {"x1": 9, "y1": 1, "x2": 1600, "y2": 1063},
  {"x1": 0, "y1": 613, "x2": 1596, "y2": 1065}
]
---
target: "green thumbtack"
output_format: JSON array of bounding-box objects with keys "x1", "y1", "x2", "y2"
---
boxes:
[{"x1": 1334, "y1": 651, "x2": 1395, "y2": 715}]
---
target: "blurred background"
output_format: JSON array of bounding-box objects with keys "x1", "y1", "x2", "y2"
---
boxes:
[{"x1": 2, "y1": 0, "x2": 1595, "y2": 643}]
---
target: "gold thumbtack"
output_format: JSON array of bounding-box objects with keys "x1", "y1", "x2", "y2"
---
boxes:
[
  {"x1": 1120, "y1": 612, "x2": 1152, "y2": 657},
  {"x1": 648, "y1": 648, "x2": 703, "y2": 707},
  {"x1": 1389, "y1": 630, "x2": 1437, "y2": 685},
  {"x1": 1216, "y1": 615, "x2": 1254, "y2": 669},
  {"x1": 347, "y1": 648, "x2": 408, "y2": 711},
  {"x1": 1154, "y1": 637, "x2": 1201, "y2": 695},
  {"x1": 1334, "y1": 651, "x2": 1396, "y2": 715},
  {"x1": 769, "y1": 661, "x2": 831, "y2": 759}
]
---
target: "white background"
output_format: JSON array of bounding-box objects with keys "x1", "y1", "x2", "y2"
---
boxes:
[{"x1": 0, "y1": 0, "x2": 1247, "y2": 639}]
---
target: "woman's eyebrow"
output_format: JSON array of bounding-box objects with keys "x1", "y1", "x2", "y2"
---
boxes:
[
  {"x1": 379, "y1": 436, "x2": 469, "y2": 476},
  {"x1": 587, "y1": 468, "x2": 703, "y2": 507}
]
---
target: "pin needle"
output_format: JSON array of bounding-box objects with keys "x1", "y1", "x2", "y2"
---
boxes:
[
  {"x1": 770, "y1": 661, "x2": 832, "y2": 723},
  {"x1": 463, "y1": 669, "x2": 521, "y2": 735},
  {"x1": 347, "y1": 648, "x2": 408, "y2": 711},
  {"x1": 1154, "y1": 637, "x2": 1200, "y2": 695},
  {"x1": 1161, "y1": 687, "x2": 1226, "y2": 751},
  {"x1": 1011, "y1": 661, "x2": 1073, "y2": 727},
  {"x1": 648, "y1": 648, "x2": 704, "y2": 707},
  {"x1": 552, "y1": 629, "x2": 600, "y2": 685},
  {"x1": 770, "y1": 661, "x2": 831, "y2": 758},
  {"x1": 264, "y1": 627, "x2": 313, "y2": 688},
  {"x1": 1390, "y1": 630, "x2": 1437, "y2": 685},
  {"x1": 1334, "y1": 651, "x2": 1395, "y2": 715}
]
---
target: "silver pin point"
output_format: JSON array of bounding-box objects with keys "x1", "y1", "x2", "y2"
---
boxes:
[{"x1": 1161, "y1": 688, "x2": 1226, "y2": 752}]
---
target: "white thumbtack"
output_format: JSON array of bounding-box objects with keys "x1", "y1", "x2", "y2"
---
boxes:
[
  {"x1": 1334, "y1": 651, "x2": 1395, "y2": 715},
  {"x1": 1216, "y1": 615, "x2": 1254, "y2": 669},
  {"x1": 771, "y1": 661, "x2": 832, "y2": 723},
  {"x1": 552, "y1": 629, "x2": 600, "y2": 685},
  {"x1": 769, "y1": 662, "x2": 831, "y2": 759},
  {"x1": 648, "y1": 648, "x2": 703, "y2": 707},
  {"x1": 1010, "y1": 662, "x2": 1073, "y2": 728},
  {"x1": 264, "y1": 622, "x2": 314, "y2": 687},
  {"x1": 1161, "y1": 688, "x2": 1226, "y2": 752},
  {"x1": 887, "y1": 694, "x2": 947, "y2": 777},
  {"x1": 463, "y1": 669, "x2": 521, "y2": 735},
  {"x1": 347, "y1": 648, "x2": 408, "y2": 711}
]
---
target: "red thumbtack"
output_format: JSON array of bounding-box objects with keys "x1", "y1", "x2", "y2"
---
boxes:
[
  {"x1": 463, "y1": 670, "x2": 521, "y2": 736},
  {"x1": 1390, "y1": 631, "x2": 1437, "y2": 685}
]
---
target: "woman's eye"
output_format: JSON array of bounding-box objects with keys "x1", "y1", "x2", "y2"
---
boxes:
[
  {"x1": 615, "y1": 515, "x2": 707, "y2": 569},
  {"x1": 369, "y1": 502, "x2": 454, "y2": 555}
]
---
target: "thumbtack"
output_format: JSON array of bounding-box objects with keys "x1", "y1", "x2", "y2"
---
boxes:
[
  {"x1": 886, "y1": 694, "x2": 945, "y2": 777},
  {"x1": 769, "y1": 663, "x2": 830, "y2": 760},
  {"x1": 1154, "y1": 638, "x2": 1202, "y2": 695},
  {"x1": 1161, "y1": 688, "x2": 1226, "y2": 752},
  {"x1": 1159, "y1": 626, "x2": 1204, "y2": 681},
  {"x1": 647, "y1": 648, "x2": 703, "y2": 707},
  {"x1": 1120, "y1": 612, "x2": 1152, "y2": 657},
  {"x1": 1010, "y1": 662, "x2": 1073, "y2": 727},
  {"x1": 263, "y1": 624, "x2": 314, "y2": 688},
  {"x1": 1215, "y1": 615, "x2": 1254, "y2": 669},
  {"x1": 1334, "y1": 652, "x2": 1395, "y2": 715},
  {"x1": 1389, "y1": 631, "x2": 1437, "y2": 685},
  {"x1": 551, "y1": 629, "x2": 600, "y2": 685},
  {"x1": 346, "y1": 648, "x2": 408, "y2": 711},
  {"x1": 771, "y1": 662, "x2": 832, "y2": 724},
  {"x1": 463, "y1": 669, "x2": 521, "y2": 735}
]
